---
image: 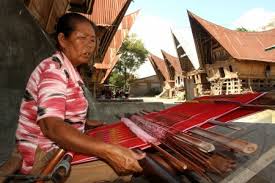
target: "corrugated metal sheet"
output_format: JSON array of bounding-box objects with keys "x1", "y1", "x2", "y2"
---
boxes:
[
  {"x1": 188, "y1": 11, "x2": 275, "y2": 63},
  {"x1": 99, "y1": 11, "x2": 139, "y2": 83},
  {"x1": 161, "y1": 50, "x2": 182, "y2": 75},
  {"x1": 149, "y1": 53, "x2": 171, "y2": 82},
  {"x1": 85, "y1": 0, "x2": 128, "y2": 25},
  {"x1": 26, "y1": 0, "x2": 69, "y2": 33}
]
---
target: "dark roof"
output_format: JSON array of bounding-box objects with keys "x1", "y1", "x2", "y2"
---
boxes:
[
  {"x1": 171, "y1": 31, "x2": 195, "y2": 72},
  {"x1": 148, "y1": 53, "x2": 171, "y2": 82},
  {"x1": 188, "y1": 11, "x2": 275, "y2": 63},
  {"x1": 161, "y1": 50, "x2": 182, "y2": 75}
]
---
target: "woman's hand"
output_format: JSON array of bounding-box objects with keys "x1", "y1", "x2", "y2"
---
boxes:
[
  {"x1": 103, "y1": 145, "x2": 145, "y2": 175},
  {"x1": 85, "y1": 119, "x2": 106, "y2": 129}
]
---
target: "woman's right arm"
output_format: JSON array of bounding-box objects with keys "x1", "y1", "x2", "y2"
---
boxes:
[{"x1": 38, "y1": 117, "x2": 145, "y2": 174}]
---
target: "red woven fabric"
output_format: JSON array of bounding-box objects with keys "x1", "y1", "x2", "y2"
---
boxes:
[{"x1": 72, "y1": 92, "x2": 265, "y2": 164}]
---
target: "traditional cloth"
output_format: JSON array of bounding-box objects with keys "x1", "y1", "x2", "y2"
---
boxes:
[{"x1": 16, "y1": 51, "x2": 88, "y2": 174}]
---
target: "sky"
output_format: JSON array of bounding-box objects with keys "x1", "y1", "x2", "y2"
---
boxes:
[{"x1": 125, "y1": 0, "x2": 275, "y2": 78}]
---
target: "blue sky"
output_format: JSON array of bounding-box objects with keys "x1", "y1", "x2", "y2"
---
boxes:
[
  {"x1": 128, "y1": 0, "x2": 275, "y2": 28},
  {"x1": 126, "y1": 0, "x2": 275, "y2": 78}
]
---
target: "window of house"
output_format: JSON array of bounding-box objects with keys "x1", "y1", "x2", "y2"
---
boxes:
[
  {"x1": 229, "y1": 65, "x2": 233, "y2": 72},
  {"x1": 265, "y1": 65, "x2": 271, "y2": 78},
  {"x1": 219, "y1": 67, "x2": 225, "y2": 78}
]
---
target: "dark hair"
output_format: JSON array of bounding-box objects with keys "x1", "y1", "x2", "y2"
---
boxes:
[{"x1": 55, "y1": 13, "x2": 98, "y2": 49}]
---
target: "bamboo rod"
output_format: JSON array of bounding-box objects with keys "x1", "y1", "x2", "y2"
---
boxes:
[{"x1": 189, "y1": 127, "x2": 258, "y2": 154}]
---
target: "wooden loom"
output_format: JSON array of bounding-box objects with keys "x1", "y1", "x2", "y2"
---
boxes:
[{"x1": 70, "y1": 92, "x2": 274, "y2": 182}]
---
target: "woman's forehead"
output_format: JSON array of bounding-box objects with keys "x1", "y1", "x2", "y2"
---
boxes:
[{"x1": 74, "y1": 21, "x2": 95, "y2": 35}]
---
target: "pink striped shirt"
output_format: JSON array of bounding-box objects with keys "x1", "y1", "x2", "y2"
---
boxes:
[{"x1": 16, "y1": 52, "x2": 88, "y2": 174}]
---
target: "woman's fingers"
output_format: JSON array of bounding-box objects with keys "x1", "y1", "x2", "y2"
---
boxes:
[
  {"x1": 105, "y1": 146, "x2": 144, "y2": 174},
  {"x1": 131, "y1": 150, "x2": 146, "y2": 160}
]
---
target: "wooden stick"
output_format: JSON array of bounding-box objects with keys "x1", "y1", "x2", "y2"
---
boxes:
[
  {"x1": 134, "y1": 149, "x2": 181, "y2": 183},
  {"x1": 151, "y1": 143, "x2": 187, "y2": 171},
  {"x1": 189, "y1": 127, "x2": 258, "y2": 154},
  {"x1": 37, "y1": 149, "x2": 66, "y2": 183},
  {"x1": 208, "y1": 120, "x2": 242, "y2": 131},
  {"x1": 174, "y1": 133, "x2": 215, "y2": 153}
]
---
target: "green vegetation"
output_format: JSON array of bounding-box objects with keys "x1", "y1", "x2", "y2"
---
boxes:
[{"x1": 109, "y1": 34, "x2": 148, "y2": 90}]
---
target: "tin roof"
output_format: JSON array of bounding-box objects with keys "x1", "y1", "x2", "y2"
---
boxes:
[
  {"x1": 188, "y1": 11, "x2": 275, "y2": 63},
  {"x1": 84, "y1": 0, "x2": 128, "y2": 25},
  {"x1": 148, "y1": 53, "x2": 171, "y2": 82},
  {"x1": 161, "y1": 50, "x2": 182, "y2": 75}
]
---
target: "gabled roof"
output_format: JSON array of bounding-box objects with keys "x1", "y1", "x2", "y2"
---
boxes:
[
  {"x1": 148, "y1": 53, "x2": 171, "y2": 82},
  {"x1": 161, "y1": 50, "x2": 182, "y2": 75},
  {"x1": 84, "y1": 0, "x2": 132, "y2": 63},
  {"x1": 85, "y1": 0, "x2": 128, "y2": 25},
  {"x1": 99, "y1": 10, "x2": 139, "y2": 83},
  {"x1": 171, "y1": 30, "x2": 196, "y2": 71},
  {"x1": 188, "y1": 11, "x2": 275, "y2": 63}
]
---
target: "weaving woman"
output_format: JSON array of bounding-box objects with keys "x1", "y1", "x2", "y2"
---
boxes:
[{"x1": 16, "y1": 13, "x2": 145, "y2": 183}]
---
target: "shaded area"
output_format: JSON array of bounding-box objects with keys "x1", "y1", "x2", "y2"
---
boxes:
[{"x1": 0, "y1": 0, "x2": 54, "y2": 165}]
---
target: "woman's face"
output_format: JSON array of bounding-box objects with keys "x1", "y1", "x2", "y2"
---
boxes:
[{"x1": 58, "y1": 21, "x2": 97, "y2": 66}]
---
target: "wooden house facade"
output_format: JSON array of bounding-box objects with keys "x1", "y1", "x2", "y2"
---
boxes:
[
  {"x1": 188, "y1": 11, "x2": 275, "y2": 95},
  {"x1": 171, "y1": 31, "x2": 210, "y2": 99}
]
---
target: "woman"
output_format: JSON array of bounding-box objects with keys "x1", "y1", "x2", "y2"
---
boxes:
[{"x1": 16, "y1": 13, "x2": 145, "y2": 182}]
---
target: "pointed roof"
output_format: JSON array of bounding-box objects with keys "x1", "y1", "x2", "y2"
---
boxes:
[
  {"x1": 171, "y1": 31, "x2": 195, "y2": 72},
  {"x1": 188, "y1": 11, "x2": 275, "y2": 63},
  {"x1": 161, "y1": 50, "x2": 182, "y2": 75},
  {"x1": 85, "y1": 0, "x2": 129, "y2": 25},
  {"x1": 84, "y1": 0, "x2": 132, "y2": 63},
  {"x1": 171, "y1": 29, "x2": 199, "y2": 72},
  {"x1": 148, "y1": 53, "x2": 171, "y2": 82},
  {"x1": 99, "y1": 10, "x2": 140, "y2": 83}
]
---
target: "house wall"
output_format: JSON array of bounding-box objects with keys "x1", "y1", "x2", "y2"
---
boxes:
[
  {"x1": 205, "y1": 59, "x2": 275, "y2": 95},
  {"x1": 129, "y1": 75, "x2": 162, "y2": 97}
]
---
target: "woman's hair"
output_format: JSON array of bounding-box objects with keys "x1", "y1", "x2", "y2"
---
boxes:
[{"x1": 55, "y1": 13, "x2": 98, "y2": 50}]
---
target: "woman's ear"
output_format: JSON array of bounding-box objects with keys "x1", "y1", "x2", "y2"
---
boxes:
[{"x1": 57, "y1": 33, "x2": 66, "y2": 50}]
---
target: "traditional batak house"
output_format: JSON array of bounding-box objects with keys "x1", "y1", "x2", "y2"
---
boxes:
[
  {"x1": 171, "y1": 31, "x2": 210, "y2": 99},
  {"x1": 188, "y1": 11, "x2": 275, "y2": 95},
  {"x1": 160, "y1": 50, "x2": 185, "y2": 99},
  {"x1": 148, "y1": 53, "x2": 175, "y2": 98},
  {"x1": 161, "y1": 50, "x2": 183, "y2": 89}
]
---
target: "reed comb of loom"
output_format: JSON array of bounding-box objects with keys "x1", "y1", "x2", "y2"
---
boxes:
[{"x1": 121, "y1": 111, "x2": 259, "y2": 182}]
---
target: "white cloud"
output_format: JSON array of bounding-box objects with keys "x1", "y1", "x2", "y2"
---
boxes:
[
  {"x1": 130, "y1": 13, "x2": 178, "y2": 57},
  {"x1": 232, "y1": 8, "x2": 275, "y2": 31},
  {"x1": 131, "y1": 13, "x2": 188, "y2": 78}
]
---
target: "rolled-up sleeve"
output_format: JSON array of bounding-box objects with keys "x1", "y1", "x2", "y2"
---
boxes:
[{"x1": 36, "y1": 66, "x2": 67, "y2": 122}]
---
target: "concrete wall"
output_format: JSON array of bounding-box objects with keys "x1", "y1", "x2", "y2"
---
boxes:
[
  {"x1": 87, "y1": 101, "x2": 166, "y2": 123},
  {"x1": 0, "y1": 0, "x2": 54, "y2": 165},
  {"x1": 130, "y1": 75, "x2": 161, "y2": 97}
]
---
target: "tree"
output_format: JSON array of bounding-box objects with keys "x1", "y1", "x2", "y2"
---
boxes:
[
  {"x1": 109, "y1": 33, "x2": 148, "y2": 90},
  {"x1": 236, "y1": 27, "x2": 249, "y2": 32}
]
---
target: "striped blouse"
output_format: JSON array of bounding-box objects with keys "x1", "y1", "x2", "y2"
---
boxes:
[{"x1": 16, "y1": 52, "x2": 88, "y2": 174}]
